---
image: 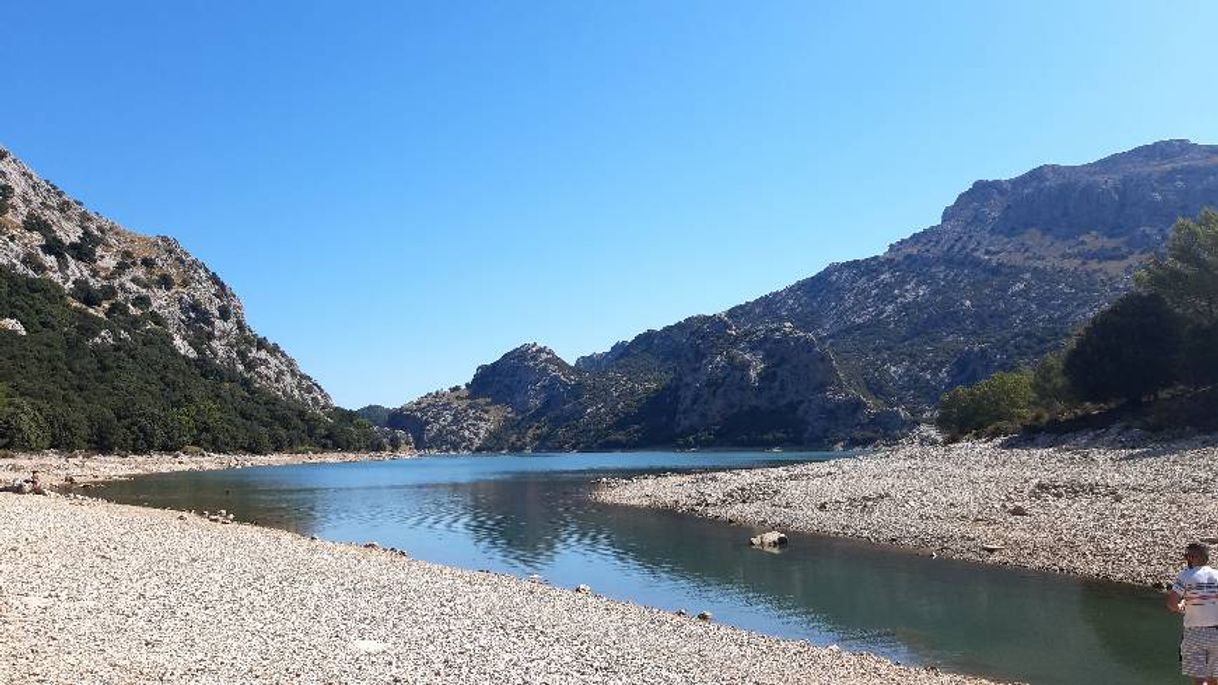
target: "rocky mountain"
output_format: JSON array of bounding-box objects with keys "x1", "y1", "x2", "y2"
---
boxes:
[
  {"x1": 395, "y1": 320, "x2": 904, "y2": 451},
  {"x1": 0, "y1": 145, "x2": 329, "y2": 409},
  {"x1": 727, "y1": 139, "x2": 1218, "y2": 408},
  {"x1": 393, "y1": 140, "x2": 1218, "y2": 452}
]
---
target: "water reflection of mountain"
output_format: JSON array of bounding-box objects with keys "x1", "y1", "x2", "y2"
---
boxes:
[{"x1": 456, "y1": 477, "x2": 573, "y2": 565}]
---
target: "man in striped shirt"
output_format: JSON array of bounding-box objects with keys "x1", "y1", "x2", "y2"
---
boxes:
[{"x1": 1169, "y1": 542, "x2": 1218, "y2": 684}]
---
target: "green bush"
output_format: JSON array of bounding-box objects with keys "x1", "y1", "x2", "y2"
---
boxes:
[
  {"x1": 0, "y1": 398, "x2": 52, "y2": 450},
  {"x1": 66, "y1": 229, "x2": 103, "y2": 263},
  {"x1": 1064, "y1": 292, "x2": 1182, "y2": 404},
  {"x1": 70, "y1": 279, "x2": 105, "y2": 307},
  {"x1": 1030, "y1": 351, "x2": 1072, "y2": 416},
  {"x1": 22, "y1": 214, "x2": 53, "y2": 236},
  {"x1": 1137, "y1": 208, "x2": 1218, "y2": 325},
  {"x1": 105, "y1": 301, "x2": 131, "y2": 320},
  {"x1": 937, "y1": 369, "x2": 1035, "y2": 438},
  {"x1": 20, "y1": 252, "x2": 47, "y2": 275},
  {"x1": 1180, "y1": 324, "x2": 1218, "y2": 387},
  {"x1": 0, "y1": 184, "x2": 13, "y2": 215},
  {"x1": 40, "y1": 238, "x2": 67, "y2": 259}
]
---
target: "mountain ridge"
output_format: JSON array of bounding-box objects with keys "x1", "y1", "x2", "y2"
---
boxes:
[{"x1": 393, "y1": 139, "x2": 1218, "y2": 451}]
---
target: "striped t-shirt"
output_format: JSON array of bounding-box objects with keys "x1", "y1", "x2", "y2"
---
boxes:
[{"x1": 1173, "y1": 565, "x2": 1218, "y2": 628}]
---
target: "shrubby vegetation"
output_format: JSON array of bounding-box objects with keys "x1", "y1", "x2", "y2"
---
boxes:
[
  {"x1": 355, "y1": 404, "x2": 392, "y2": 427},
  {"x1": 1063, "y1": 292, "x2": 1181, "y2": 404},
  {"x1": 0, "y1": 184, "x2": 13, "y2": 216},
  {"x1": 937, "y1": 209, "x2": 1218, "y2": 439},
  {"x1": 0, "y1": 267, "x2": 386, "y2": 453},
  {"x1": 938, "y1": 370, "x2": 1035, "y2": 438}
]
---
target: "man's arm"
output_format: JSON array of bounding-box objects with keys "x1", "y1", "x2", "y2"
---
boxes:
[{"x1": 1168, "y1": 589, "x2": 1185, "y2": 614}]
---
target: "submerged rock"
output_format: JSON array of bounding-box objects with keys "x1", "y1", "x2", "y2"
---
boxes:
[{"x1": 749, "y1": 531, "x2": 788, "y2": 548}]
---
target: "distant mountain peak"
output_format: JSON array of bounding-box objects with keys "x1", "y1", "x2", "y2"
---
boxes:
[{"x1": 1090, "y1": 138, "x2": 1215, "y2": 169}]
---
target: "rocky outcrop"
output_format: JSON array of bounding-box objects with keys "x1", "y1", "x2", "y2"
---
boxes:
[
  {"x1": 397, "y1": 140, "x2": 1218, "y2": 450},
  {"x1": 0, "y1": 317, "x2": 26, "y2": 336},
  {"x1": 575, "y1": 316, "x2": 903, "y2": 448},
  {"x1": 395, "y1": 321, "x2": 901, "y2": 452},
  {"x1": 0, "y1": 145, "x2": 329, "y2": 408},
  {"x1": 728, "y1": 139, "x2": 1218, "y2": 409},
  {"x1": 468, "y1": 344, "x2": 579, "y2": 414},
  {"x1": 388, "y1": 389, "x2": 510, "y2": 453}
]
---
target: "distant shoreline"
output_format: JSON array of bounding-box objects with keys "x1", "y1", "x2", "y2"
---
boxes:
[
  {"x1": 0, "y1": 445, "x2": 846, "y2": 487},
  {"x1": 594, "y1": 435, "x2": 1218, "y2": 588},
  {"x1": 0, "y1": 449, "x2": 413, "y2": 487}
]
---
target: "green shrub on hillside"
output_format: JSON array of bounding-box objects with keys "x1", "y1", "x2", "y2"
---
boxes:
[
  {"x1": 20, "y1": 252, "x2": 47, "y2": 275},
  {"x1": 69, "y1": 280, "x2": 107, "y2": 307},
  {"x1": 1063, "y1": 292, "x2": 1182, "y2": 404},
  {"x1": 936, "y1": 369, "x2": 1035, "y2": 438},
  {"x1": 1138, "y1": 208, "x2": 1218, "y2": 325},
  {"x1": 65, "y1": 229, "x2": 103, "y2": 263},
  {"x1": 0, "y1": 184, "x2": 13, "y2": 215},
  {"x1": 1181, "y1": 324, "x2": 1218, "y2": 386},
  {"x1": 0, "y1": 395, "x2": 52, "y2": 450},
  {"x1": 1030, "y1": 351, "x2": 1072, "y2": 417}
]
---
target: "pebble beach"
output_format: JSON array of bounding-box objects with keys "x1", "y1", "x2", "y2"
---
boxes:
[
  {"x1": 0, "y1": 450, "x2": 407, "y2": 485},
  {"x1": 0, "y1": 491, "x2": 998, "y2": 684},
  {"x1": 596, "y1": 436, "x2": 1218, "y2": 588}
]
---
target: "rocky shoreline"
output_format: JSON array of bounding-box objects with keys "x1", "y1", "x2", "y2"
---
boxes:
[
  {"x1": 0, "y1": 449, "x2": 410, "y2": 488},
  {"x1": 0, "y1": 492, "x2": 997, "y2": 684},
  {"x1": 595, "y1": 436, "x2": 1218, "y2": 588}
]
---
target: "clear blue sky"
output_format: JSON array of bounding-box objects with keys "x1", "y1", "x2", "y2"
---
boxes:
[{"x1": 2, "y1": 2, "x2": 1216, "y2": 408}]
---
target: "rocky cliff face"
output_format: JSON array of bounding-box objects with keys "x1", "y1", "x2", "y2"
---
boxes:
[
  {"x1": 395, "y1": 320, "x2": 901, "y2": 451},
  {"x1": 388, "y1": 388, "x2": 508, "y2": 453},
  {"x1": 729, "y1": 139, "x2": 1218, "y2": 409},
  {"x1": 468, "y1": 343, "x2": 580, "y2": 414},
  {"x1": 0, "y1": 145, "x2": 330, "y2": 409},
  {"x1": 396, "y1": 140, "x2": 1218, "y2": 451}
]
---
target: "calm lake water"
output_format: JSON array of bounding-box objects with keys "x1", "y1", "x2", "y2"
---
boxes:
[{"x1": 95, "y1": 451, "x2": 1179, "y2": 684}]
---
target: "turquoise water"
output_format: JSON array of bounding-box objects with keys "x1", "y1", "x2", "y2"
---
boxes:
[{"x1": 96, "y1": 452, "x2": 1180, "y2": 684}]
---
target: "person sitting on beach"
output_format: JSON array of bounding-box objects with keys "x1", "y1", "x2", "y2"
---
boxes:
[{"x1": 1168, "y1": 542, "x2": 1218, "y2": 684}]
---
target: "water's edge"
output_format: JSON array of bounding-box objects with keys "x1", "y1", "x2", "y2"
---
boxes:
[{"x1": 92, "y1": 452, "x2": 1179, "y2": 684}]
